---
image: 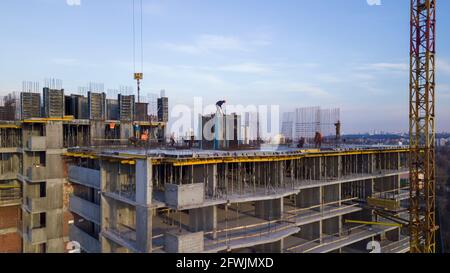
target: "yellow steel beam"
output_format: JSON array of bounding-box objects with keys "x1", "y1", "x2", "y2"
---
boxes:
[
  {"x1": 345, "y1": 219, "x2": 402, "y2": 228},
  {"x1": 0, "y1": 185, "x2": 20, "y2": 189},
  {"x1": 367, "y1": 197, "x2": 401, "y2": 211},
  {"x1": 22, "y1": 116, "x2": 74, "y2": 123},
  {"x1": 0, "y1": 124, "x2": 21, "y2": 129},
  {"x1": 133, "y1": 121, "x2": 166, "y2": 127},
  {"x1": 64, "y1": 148, "x2": 408, "y2": 167},
  {"x1": 170, "y1": 149, "x2": 409, "y2": 166}
]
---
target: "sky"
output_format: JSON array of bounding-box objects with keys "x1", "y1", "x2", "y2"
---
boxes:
[{"x1": 1, "y1": 0, "x2": 450, "y2": 134}]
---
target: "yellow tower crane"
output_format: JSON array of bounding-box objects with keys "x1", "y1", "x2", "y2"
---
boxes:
[{"x1": 409, "y1": 0, "x2": 438, "y2": 253}]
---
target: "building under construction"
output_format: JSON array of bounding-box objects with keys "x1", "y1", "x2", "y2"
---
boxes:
[
  {"x1": 0, "y1": 88, "x2": 167, "y2": 253},
  {"x1": 0, "y1": 87, "x2": 412, "y2": 253}
]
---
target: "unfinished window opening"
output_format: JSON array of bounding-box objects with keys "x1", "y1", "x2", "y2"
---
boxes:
[
  {"x1": 0, "y1": 128, "x2": 22, "y2": 147},
  {"x1": 105, "y1": 123, "x2": 120, "y2": 145},
  {"x1": 39, "y1": 182, "x2": 46, "y2": 198},
  {"x1": 63, "y1": 124, "x2": 90, "y2": 148}
]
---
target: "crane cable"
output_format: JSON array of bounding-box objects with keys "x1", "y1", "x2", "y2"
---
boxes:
[{"x1": 132, "y1": 0, "x2": 144, "y2": 102}]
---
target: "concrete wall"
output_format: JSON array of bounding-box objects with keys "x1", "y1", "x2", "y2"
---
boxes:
[
  {"x1": 45, "y1": 122, "x2": 63, "y2": 149},
  {"x1": 70, "y1": 195, "x2": 100, "y2": 225},
  {"x1": 164, "y1": 231, "x2": 204, "y2": 253},
  {"x1": 165, "y1": 183, "x2": 204, "y2": 209},
  {"x1": 68, "y1": 166, "x2": 101, "y2": 190}
]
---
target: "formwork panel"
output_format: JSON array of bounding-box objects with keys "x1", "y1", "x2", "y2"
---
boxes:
[
  {"x1": 118, "y1": 95, "x2": 135, "y2": 121},
  {"x1": 20, "y1": 92, "x2": 41, "y2": 119},
  {"x1": 135, "y1": 102, "x2": 148, "y2": 121},
  {"x1": 157, "y1": 97, "x2": 168, "y2": 122},
  {"x1": 106, "y1": 99, "x2": 119, "y2": 121},
  {"x1": 88, "y1": 92, "x2": 106, "y2": 120},
  {"x1": 43, "y1": 88, "x2": 64, "y2": 118}
]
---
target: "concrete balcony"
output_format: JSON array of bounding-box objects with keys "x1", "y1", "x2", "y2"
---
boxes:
[
  {"x1": 0, "y1": 172, "x2": 18, "y2": 181},
  {"x1": 68, "y1": 166, "x2": 101, "y2": 190},
  {"x1": 24, "y1": 195, "x2": 61, "y2": 213},
  {"x1": 25, "y1": 136, "x2": 46, "y2": 151},
  {"x1": 69, "y1": 225, "x2": 101, "y2": 253},
  {"x1": 165, "y1": 183, "x2": 205, "y2": 210},
  {"x1": 25, "y1": 166, "x2": 47, "y2": 182},
  {"x1": 69, "y1": 195, "x2": 100, "y2": 225},
  {"x1": 25, "y1": 197, "x2": 48, "y2": 213},
  {"x1": 26, "y1": 227, "x2": 47, "y2": 244}
]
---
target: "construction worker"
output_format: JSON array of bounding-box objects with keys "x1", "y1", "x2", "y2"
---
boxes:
[
  {"x1": 298, "y1": 137, "x2": 305, "y2": 148},
  {"x1": 216, "y1": 100, "x2": 226, "y2": 115},
  {"x1": 335, "y1": 120, "x2": 341, "y2": 141},
  {"x1": 170, "y1": 133, "x2": 176, "y2": 147},
  {"x1": 314, "y1": 131, "x2": 323, "y2": 149},
  {"x1": 140, "y1": 130, "x2": 149, "y2": 142}
]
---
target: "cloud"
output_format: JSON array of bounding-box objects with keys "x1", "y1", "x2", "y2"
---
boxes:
[
  {"x1": 162, "y1": 34, "x2": 244, "y2": 55},
  {"x1": 437, "y1": 59, "x2": 450, "y2": 75},
  {"x1": 143, "y1": 1, "x2": 166, "y2": 15},
  {"x1": 51, "y1": 58, "x2": 80, "y2": 66},
  {"x1": 66, "y1": 0, "x2": 81, "y2": 6},
  {"x1": 283, "y1": 83, "x2": 331, "y2": 98},
  {"x1": 218, "y1": 63, "x2": 272, "y2": 74},
  {"x1": 161, "y1": 32, "x2": 273, "y2": 55},
  {"x1": 358, "y1": 62, "x2": 408, "y2": 72}
]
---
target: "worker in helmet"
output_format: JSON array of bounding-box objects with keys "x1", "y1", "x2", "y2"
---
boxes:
[
  {"x1": 298, "y1": 137, "x2": 305, "y2": 148},
  {"x1": 216, "y1": 100, "x2": 226, "y2": 115},
  {"x1": 314, "y1": 132, "x2": 323, "y2": 149}
]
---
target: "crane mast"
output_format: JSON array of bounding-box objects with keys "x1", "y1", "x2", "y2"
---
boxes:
[{"x1": 409, "y1": 0, "x2": 437, "y2": 253}]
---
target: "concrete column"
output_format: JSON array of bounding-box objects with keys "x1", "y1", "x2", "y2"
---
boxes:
[
  {"x1": 322, "y1": 217, "x2": 340, "y2": 237},
  {"x1": 279, "y1": 162, "x2": 284, "y2": 187},
  {"x1": 135, "y1": 159, "x2": 153, "y2": 252},
  {"x1": 386, "y1": 228, "x2": 400, "y2": 241},
  {"x1": 370, "y1": 154, "x2": 376, "y2": 173},
  {"x1": 101, "y1": 236, "x2": 112, "y2": 253},
  {"x1": 135, "y1": 159, "x2": 152, "y2": 206},
  {"x1": 136, "y1": 206, "x2": 153, "y2": 252},
  {"x1": 336, "y1": 156, "x2": 342, "y2": 178},
  {"x1": 255, "y1": 198, "x2": 283, "y2": 221},
  {"x1": 323, "y1": 184, "x2": 340, "y2": 205},
  {"x1": 100, "y1": 161, "x2": 107, "y2": 192},
  {"x1": 207, "y1": 164, "x2": 217, "y2": 198},
  {"x1": 296, "y1": 188, "x2": 320, "y2": 208},
  {"x1": 189, "y1": 205, "x2": 217, "y2": 239},
  {"x1": 298, "y1": 221, "x2": 320, "y2": 241},
  {"x1": 255, "y1": 239, "x2": 284, "y2": 253}
]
